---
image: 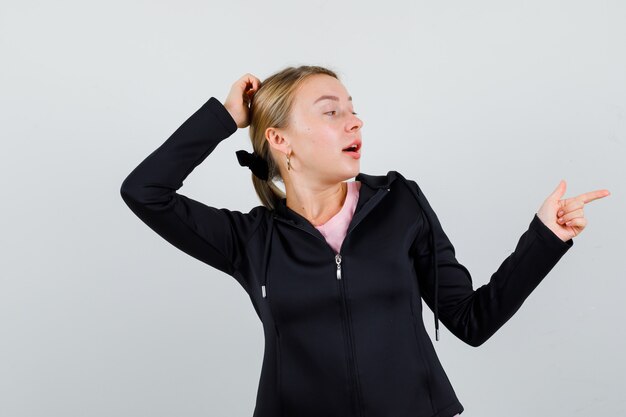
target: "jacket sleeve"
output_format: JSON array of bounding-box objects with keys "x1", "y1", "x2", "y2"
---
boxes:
[
  {"x1": 409, "y1": 181, "x2": 573, "y2": 347},
  {"x1": 120, "y1": 96, "x2": 265, "y2": 292}
]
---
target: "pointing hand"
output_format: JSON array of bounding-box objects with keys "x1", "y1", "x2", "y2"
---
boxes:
[{"x1": 536, "y1": 179, "x2": 610, "y2": 242}]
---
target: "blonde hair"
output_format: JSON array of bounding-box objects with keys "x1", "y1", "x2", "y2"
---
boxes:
[{"x1": 248, "y1": 65, "x2": 340, "y2": 210}]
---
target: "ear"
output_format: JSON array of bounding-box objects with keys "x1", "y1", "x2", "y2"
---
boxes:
[{"x1": 265, "y1": 126, "x2": 291, "y2": 155}]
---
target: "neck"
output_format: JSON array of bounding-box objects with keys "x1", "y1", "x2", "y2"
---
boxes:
[{"x1": 285, "y1": 180, "x2": 348, "y2": 226}]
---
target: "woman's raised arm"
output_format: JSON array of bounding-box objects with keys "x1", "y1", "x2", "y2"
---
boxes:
[{"x1": 120, "y1": 94, "x2": 265, "y2": 293}]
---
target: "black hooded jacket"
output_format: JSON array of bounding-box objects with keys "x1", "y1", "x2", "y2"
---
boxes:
[{"x1": 120, "y1": 96, "x2": 574, "y2": 417}]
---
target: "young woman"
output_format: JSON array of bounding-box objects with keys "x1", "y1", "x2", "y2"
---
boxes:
[{"x1": 120, "y1": 66, "x2": 610, "y2": 417}]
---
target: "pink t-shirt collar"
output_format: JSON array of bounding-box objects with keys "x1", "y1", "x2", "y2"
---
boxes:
[{"x1": 314, "y1": 181, "x2": 362, "y2": 254}]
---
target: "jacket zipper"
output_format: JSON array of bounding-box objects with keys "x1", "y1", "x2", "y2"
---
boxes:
[
  {"x1": 270, "y1": 186, "x2": 391, "y2": 417},
  {"x1": 273, "y1": 218, "x2": 364, "y2": 416},
  {"x1": 335, "y1": 253, "x2": 342, "y2": 279},
  {"x1": 334, "y1": 252, "x2": 364, "y2": 417}
]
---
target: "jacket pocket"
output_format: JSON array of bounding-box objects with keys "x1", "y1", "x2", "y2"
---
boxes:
[
  {"x1": 275, "y1": 326, "x2": 284, "y2": 417},
  {"x1": 408, "y1": 297, "x2": 437, "y2": 416}
]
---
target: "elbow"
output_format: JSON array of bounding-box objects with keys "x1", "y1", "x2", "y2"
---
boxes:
[
  {"x1": 462, "y1": 330, "x2": 492, "y2": 348},
  {"x1": 120, "y1": 175, "x2": 174, "y2": 211},
  {"x1": 119, "y1": 175, "x2": 147, "y2": 209},
  {"x1": 120, "y1": 177, "x2": 137, "y2": 204},
  {"x1": 465, "y1": 336, "x2": 487, "y2": 348}
]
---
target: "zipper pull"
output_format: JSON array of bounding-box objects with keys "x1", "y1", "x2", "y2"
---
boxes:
[
  {"x1": 262, "y1": 285, "x2": 266, "y2": 298},
  {"x1": 335, "y1": 254, "x2": 342, "y2": 280}
]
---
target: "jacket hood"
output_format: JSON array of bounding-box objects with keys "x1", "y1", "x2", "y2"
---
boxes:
[{"x1": 263, "y1": 170, "x2": 442, "y2": 341}]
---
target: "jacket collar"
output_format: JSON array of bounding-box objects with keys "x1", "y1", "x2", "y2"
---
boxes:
[{"x1": 273, "y1": 170, "x2": 399, "y2": 224}]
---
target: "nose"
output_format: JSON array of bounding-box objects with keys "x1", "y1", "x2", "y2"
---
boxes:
[{"x1": 348, "y1": 114, "x2": 363, "y2": 132}]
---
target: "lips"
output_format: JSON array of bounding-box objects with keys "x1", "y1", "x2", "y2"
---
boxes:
[{"x1": 342, "y1": 139, "x2": 362, "y2": 152}]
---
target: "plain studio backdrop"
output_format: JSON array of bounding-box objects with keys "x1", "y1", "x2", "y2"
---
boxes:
[{"x1": 1, "y1": 1, "x2": 624, "y2": 416}]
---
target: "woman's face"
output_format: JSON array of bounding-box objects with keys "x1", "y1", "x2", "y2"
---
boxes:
[{"x1": 271, "y1": 74, "x2": 364, "y2": 184}]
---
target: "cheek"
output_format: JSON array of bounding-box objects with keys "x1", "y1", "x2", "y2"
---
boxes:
[
  {"x1": 311, "y1": 135, "x2": 341, "y2": 159},
  {"x1": 296, "y1": 124, "x2": 342, "y2": 159}
]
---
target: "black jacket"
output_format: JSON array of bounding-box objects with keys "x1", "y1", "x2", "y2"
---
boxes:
[{"x1": 120, "y1": 96, "x2": 574, "y2": 417}]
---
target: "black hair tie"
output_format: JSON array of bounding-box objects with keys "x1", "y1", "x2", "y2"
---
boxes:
[{"x1": 235, "y1": 149, "x2": 269, "y2": 181}]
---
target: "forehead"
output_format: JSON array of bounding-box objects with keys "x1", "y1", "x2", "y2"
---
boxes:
[{"x1": 296, "y1": 75, "x2": 351, "y2": 106}]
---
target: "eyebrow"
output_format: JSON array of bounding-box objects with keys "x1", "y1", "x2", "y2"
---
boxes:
[{"x1": 313, "y1": 95, "x2": 352, "y2": 105}]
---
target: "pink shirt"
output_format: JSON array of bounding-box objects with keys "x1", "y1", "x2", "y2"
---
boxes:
[
  {"x1": 314, "y1": 181, "x2": 361, "y2": 254},
  {"x1": 314, "y1": 181, "x2": 462, "y2": 417}
]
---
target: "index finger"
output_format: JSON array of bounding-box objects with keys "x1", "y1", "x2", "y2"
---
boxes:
[{"x1": 578, "y1": 189, "x2": 611, "y2": 204}]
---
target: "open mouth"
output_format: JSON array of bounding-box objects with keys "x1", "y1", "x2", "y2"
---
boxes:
[{"x1": 342, "y1": 143, "x2": 361, "y2": 152}]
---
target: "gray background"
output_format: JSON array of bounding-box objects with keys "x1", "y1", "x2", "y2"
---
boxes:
[{"x1": 1, "y1": 0, "x2": 624, "y2": 416}]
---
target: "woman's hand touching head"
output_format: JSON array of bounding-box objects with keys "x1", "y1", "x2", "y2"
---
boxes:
[{"x1": 224, "y1": 73, "x2": 262, "y2": 129}]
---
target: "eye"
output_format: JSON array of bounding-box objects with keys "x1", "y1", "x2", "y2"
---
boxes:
[{"x1": 324, "y1": 110, "x2": 359, "y2": 116}]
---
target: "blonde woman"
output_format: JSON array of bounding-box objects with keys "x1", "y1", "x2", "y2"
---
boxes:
[{"x1": 120, "y1": 66, "x2": 610, "y2": 417}]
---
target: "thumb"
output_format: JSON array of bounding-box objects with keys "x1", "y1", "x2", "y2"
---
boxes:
[{"x1": 550, "y1": 179, "x2": 567, "y2": 201}]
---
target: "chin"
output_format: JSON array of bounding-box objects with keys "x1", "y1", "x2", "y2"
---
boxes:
[{"x1": 341, "y1": 164, "x2": 360, "y2": 180}]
